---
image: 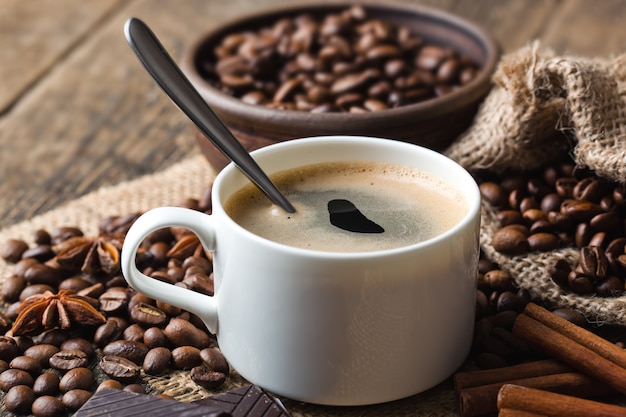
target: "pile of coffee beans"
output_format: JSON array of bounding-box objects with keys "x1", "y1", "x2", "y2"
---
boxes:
[
  {"x1": 0, "y1": 189, "x2": 233, "y2": 416},
  {"x1": 199, "y1": 5, "x2": 479, "y2": 112},
  {"x1": 478, "y1": 161, "x2": 626, "y2": 297}
]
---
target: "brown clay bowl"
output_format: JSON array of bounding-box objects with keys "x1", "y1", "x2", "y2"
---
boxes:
[{"x1": 180, "y1": 1, "x2": 500, "y2": 171}]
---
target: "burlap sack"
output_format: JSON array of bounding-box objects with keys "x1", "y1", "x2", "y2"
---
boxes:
[{"x1": 446, "y1": 42, "x2": 626, "y2": 325}]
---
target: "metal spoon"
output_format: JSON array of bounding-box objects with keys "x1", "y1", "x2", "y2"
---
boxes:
[{"x1": 124, "y1": 17, "x2": 296, "y2": 213}]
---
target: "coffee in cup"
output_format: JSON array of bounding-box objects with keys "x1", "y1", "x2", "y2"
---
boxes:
[{"x1": 225, "y1": 160, "x2": 467, "y2": 252}]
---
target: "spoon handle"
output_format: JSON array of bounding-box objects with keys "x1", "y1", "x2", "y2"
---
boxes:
[{"x1": 124, "y1": 17, "x2": 296, "y2": 213}]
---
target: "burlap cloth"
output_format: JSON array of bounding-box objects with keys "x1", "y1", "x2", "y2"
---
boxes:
[
  {"x1": 0, "y1": 155, "x2": 458, "y2": 416},
  {"x1": 446, "y1": 42, "x2": 626, "y2": 326}
]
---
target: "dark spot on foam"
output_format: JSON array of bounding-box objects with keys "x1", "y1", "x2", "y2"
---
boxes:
[{"x1": 328, "y1": 199, "x2": 384, "y2": 233}]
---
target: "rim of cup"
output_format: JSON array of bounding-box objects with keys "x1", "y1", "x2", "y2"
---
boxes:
[{"x1": 214, "y1": 135, "x2": 481, "y2": 258}]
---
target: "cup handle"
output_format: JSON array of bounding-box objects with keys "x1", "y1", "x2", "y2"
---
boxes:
[{"x1": 120, "y1": 207, "x2": 218, "y2": 333}]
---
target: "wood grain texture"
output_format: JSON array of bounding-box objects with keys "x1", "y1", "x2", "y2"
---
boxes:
[
  {"x1": 1, "y1": 0, "x2": 625, "y2": 229},
  {"x1": 0, "y1": 0, "x2": 125, "y2": 114}
]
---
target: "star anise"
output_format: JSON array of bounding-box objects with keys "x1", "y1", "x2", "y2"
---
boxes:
[
  {"x1": 11, "y1": 290, "x2": 106, "y2": 336},
  {"x1": 53, "y1": 233, "x2": 123, "y2": 277},
  {"x1": 82, "y1": 234, "x2": 123, "y2": 276}
]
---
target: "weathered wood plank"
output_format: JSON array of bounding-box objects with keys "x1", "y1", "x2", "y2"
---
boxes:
[
  {"x1": 0, "y1": 0, "x2": 125, "y2": 114},
  {"x1": 539, "y1": 0, "x2": 626, "y2": 56}
]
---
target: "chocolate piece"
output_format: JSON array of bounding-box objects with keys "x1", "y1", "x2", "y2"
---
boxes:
[
  {"x1": 193, "y1": 385, "x2": 290, "y2": 417},
  {"x1": 75, "y1": 388, "x2": 230, "y2": 417}
]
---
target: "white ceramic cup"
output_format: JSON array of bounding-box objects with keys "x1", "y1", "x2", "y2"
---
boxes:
[{"x1": 121, "y1": 136, "x2": 480, "y2": 406}]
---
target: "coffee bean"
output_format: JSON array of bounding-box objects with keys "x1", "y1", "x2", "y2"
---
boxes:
[
  {"x1": 567, "y1": 270, "x2": 595, "y2": 294},
  {"x1": 164, "y1": 318, "x2": 210, "y2": 349},
  {"x1": 527, "y1": 232, "x2": 559, "y2": 252},
  {"x1": 496, "y1": 291, "x2": 526, "y2": 313},
  {"x1": 491, "y1": 227, "x2": 529, "y2": 255},
  {"x1": 13, "y1": 258, "x2": 39, "y2": 278},
  {"x1": 143, "y1": 327, "x2": 169, "y2": 349},
  {"x1": 23, "y1": 263, "x2": 63, "y2": 286},
  {"x1": 143, "y1": 347, "x2": 171, "y2": 375},
  {"x1": 60, "y1": 338, "x2": 95, "y2": 360},
  {"x1": 19, "y1": 283, "x2": 55, "y2": 302},
  {"x1": 4, "y1": 385, "x2": 35, "y2": 413},
  {"x1": 560, "y1": 199, "x2": 603, "y2": 223},
  {"x1": 77, "y1": 282, "x2": 105, "y2": 299},
  {"x1": 59, "y1": 367, "x2": 94, "y2": 392},
  {"x1": 199, "y1": 348, "x2": 229, "y2": 376},
  {"x1": 23, "y1": 344, "x2": 59, "y2": 368},
  {"x1": 102, "y1": 340, "x2": 149, "y2": 365},
  {"x1": 182, "y1": 273, "x2": 214, "y2": 296},
  {"x1": 99, "y1": 355, "x2": 141, "y2": 383},
  {"x1": 0, "y1": 239, "x2": 29, "y2": 263},
  {"x1": 156, "y1": 300, "x2": 182, "y2": 316},
  {"x1": 22, "y1": 245, "x2": 55, "y2": 263},
  {"x1": 171, "y1": 346, "x2": 202, "y2": 370},
  {"x1": 549, "y1": 259, "x2": 571, "y2": 287},
  {"x1": 0, "y1": 336, "x2": 19, "y2": 361},
  {"x1": 51, "y1": 226, "x2": 83, "y2": 244},
  {"x1": 49, "y1": 349, "x2": 88, "y2": 371},
  {"x1": 129, "y1": 302, "x2": 168, "y2": 327},
  {"x1": 31, "y1": 395, "x2": 65, "y2": 417},
  {"x1": 2, "y1": 275, "x2": 26, "y2": 302},
  {"x1": 588, "y1": 231, "x2": 609, "y2": 248},
  {"x1": 590, "y1": 211, "x2": 622, "y2": 232},
  {"x1": 540, "y1": 193, "x2": 562, "y2": 213},
  {"x1": 475, "y1": 289, "x2": 489, "y2": 317},
  {"x1": 58, "y1": 277, "x2": 91, "y2": 293},
  {"x1": 62, "y1": 389, "x2": 93, "y2": 411},
  {"x1": 0, "y1": 368, "x2": 34, "y2": 390},
  {"x1": 9, "y1": 355, "x2": 42, "y2": 376},
  {"x1": 38, "y1": 329, "x2": 70, "y2": 347},
  {"x1": 123, "y1": 323, "x2": 146, "y2": 342},
  {"x1": 33, "y1": 229, "x2": 52, "y2": 245},
  {"x1": 128, "y1": 292, "x2": 155, "y2": 311},
  {"x1": 124, "y1": 383, "x2": 146, "y2": 394},
  {"x1": 96, "y1": 379, "x2": 124, "y2": 391},
  {"x1": 190, "y1": 365, "x2": 227, "y2": 389},
  {"x1": 183, "y1": 255, "x2": 213, "y2": 274},
  {"x1": 94, "y1": 318, "x2": 124, "y2": 347},
  {"x1": 33, "y1": 371, "x2": 60, "y2": 396},
  {"x1": 483, "y1": 270, "x2": 515, "y2": 292},
  {"x1": 0, "y1": 359, "x2": 8, "y2": 374},
  {"x1": 99, "y1": 287, "x2": 129, "y2": 314},
  {"x1": 596, "y1": 276, "x2": 624, "y2": 297}
]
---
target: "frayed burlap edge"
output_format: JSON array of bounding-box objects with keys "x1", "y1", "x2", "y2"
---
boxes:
[
  {"x1": 0, "y1": 155, "x2": 460, "y2": 416},
  {"x1": 446, "y1": 42, "x2": 626, "y2": 182}
]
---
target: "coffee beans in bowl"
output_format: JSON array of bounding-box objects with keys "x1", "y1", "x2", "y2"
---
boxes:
[{"x1": 180, "y1": 2, "x2": 499, "y2": 170}]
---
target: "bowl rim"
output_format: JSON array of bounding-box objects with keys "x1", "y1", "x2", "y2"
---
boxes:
[{"x1": 180, "y1": 0, "x2": 500, "y2": 127}]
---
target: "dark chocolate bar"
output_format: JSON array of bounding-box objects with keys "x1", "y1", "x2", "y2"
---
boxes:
[
  {"x1": 75, "y1": 388, "x2": 231, "y2": 417},
  {"x1": 193, "y1": 385, "x2": 291, "y2": 417}
]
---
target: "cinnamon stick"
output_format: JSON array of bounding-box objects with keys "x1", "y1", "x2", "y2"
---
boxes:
[
  {"x1": 453, "y1": 359, "x2": 571, "y2": 393},
  {"x1": 522, "y1": 303, "x2": 626, "y2": 369},
  {"x1": 497, "y1": 384, "x2": 626, "y2": 417},
  {"x1": 457, "y1": 371, "x2": 612, "y2": 417},
  {"x1": 512, "y1": 303, "x2": 626, "y2": 395}
]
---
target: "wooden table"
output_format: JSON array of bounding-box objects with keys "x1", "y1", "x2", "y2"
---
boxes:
[{"x1": 1, "y1": 0, "x2": 625, "y2": 230}]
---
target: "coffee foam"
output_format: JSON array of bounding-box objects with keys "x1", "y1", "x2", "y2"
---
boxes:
[{"x1": 224, "y1": 161, "x2": 468, "y2": 252}]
